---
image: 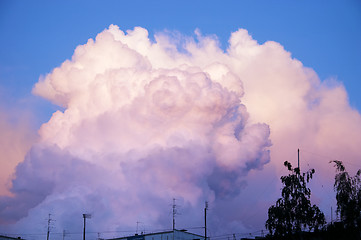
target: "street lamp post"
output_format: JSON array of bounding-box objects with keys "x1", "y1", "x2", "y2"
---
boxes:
[{"x1": 83, "y1": 214, "x2": 92, "y2": 240}]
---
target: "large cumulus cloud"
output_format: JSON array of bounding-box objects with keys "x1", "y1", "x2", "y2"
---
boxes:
[{"x1": 1, "y1": 25, "x2": 360, "y2": 238}]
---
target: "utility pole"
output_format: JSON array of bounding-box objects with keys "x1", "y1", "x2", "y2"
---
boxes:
[
  {"x1": 83, "y1": 214, "x2": 92, "y2": 240},
  {"x1": 298, "y1": 148, "x2": 300, "y2": 172},
  {"x1": 46, "y1": 214, "x2": 52, "y2": 240},
  {"x1": 204, "y1": 201, "x2": 208, "y2": 240},
  {"x1": 172, "y1": 198, "x2": 178, "y2": 240},
  {"x1": 62, "y1": 230, "x2": 66, "y2": 240},
  {"x1": 172, "y1": 198, "x2": 176, "y2": 231},
  {"x1": 297, "y1": 149, "x2": 301, "y2": 174}
]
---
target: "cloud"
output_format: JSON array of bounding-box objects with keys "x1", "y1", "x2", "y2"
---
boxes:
[
  {"x1": 1, "y1": 25, "x2": 360, "y2": 237},
  {"x1": 0, "y1": 106, "x2": 36, "y2": 198}
]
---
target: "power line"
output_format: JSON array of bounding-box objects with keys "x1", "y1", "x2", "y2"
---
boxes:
[{"x1": 301, "y1": 148, "x2": 361, "y2": 169}]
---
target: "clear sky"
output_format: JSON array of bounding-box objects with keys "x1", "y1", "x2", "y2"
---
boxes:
[{"x1": 0, "y1": 1, "x2": 361, "y2": 238}]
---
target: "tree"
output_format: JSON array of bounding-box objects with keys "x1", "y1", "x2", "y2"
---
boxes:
[
  {"x1": 332, "y1": 160, "x2": 361, "y2": 230},
  {"x1": 266, "y1": 161, "x2": 326, "y2": 237}
]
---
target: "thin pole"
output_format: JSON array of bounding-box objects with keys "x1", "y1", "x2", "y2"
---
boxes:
[
  {"x1": 298, "y1": 148, "x2": 300, "y2": 172},
  {"x1": 172, "y1": 199, "x2": 176, "y2": 240},
  {"x1": 83, "y1": 215, "x2": 86, "y2": 240},
  {"x1": 47, "y1": 214, "x2": 51, "y2": 240},
  {"x1": 172, "y1": 198, "x2": 176, "y2": 231},
  {"x1": 204, "y1": 202, "x2": 208, "y2": 240},
  {"x1": 82, "y1": 214, "x2": 91, "y2": 240}
]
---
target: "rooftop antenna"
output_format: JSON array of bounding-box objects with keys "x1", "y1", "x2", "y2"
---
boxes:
[{"x1": 136, "y1": 221, "x2": 143, "y2": 234}]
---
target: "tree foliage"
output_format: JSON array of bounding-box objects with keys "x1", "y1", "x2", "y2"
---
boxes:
[
  {"x1": 332, "y1": 160, "x2": 361, "y2": 229},
  {"x1": 266, "y1": 161, "x2": 326, "y2": 237}
]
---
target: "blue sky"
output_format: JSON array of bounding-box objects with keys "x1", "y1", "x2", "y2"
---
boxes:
[{"x1": 1, "y1": 0, "x2": 360, "y2": 129}]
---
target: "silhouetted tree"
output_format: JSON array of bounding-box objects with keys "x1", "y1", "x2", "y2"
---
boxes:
[
  {"x1": 332, "y1": 160, "x2": 361, "y2": 230},
  {"x1": 266, "y1": 161, "x2": 325, "y2": 237}
]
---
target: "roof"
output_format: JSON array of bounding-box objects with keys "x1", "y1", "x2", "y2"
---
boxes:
[
  {"x1": 0, "y1": 235, "x2": 22, "y2": 240},
  {"x1": 107, "y1": 229, "x2": 204, "y2": 240}
]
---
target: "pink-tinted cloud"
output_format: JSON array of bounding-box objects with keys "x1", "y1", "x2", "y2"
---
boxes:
[
  {"x1": 1, "y1": 25, "x2": 360, "y2": 238},
  {"x1": 0, "y1": 109, "x2": 35, "y2": 198}
]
